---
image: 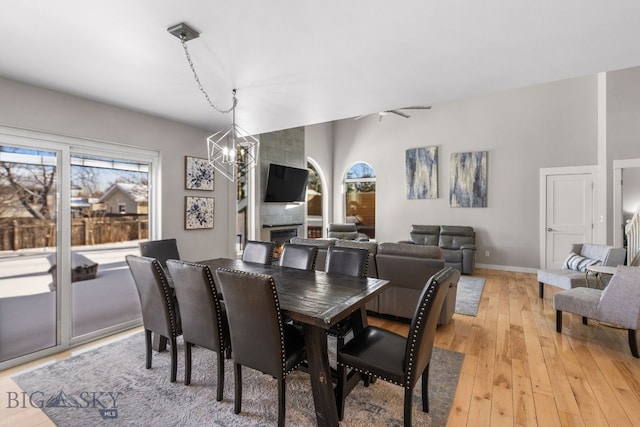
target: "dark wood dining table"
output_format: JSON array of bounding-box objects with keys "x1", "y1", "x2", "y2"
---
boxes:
[{"x1": 198, "y1": 258, "x2": 390, "y2": 427}]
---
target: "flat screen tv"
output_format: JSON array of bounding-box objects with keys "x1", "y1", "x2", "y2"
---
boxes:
[{"x1": 264, "y1": 163, "x2": 309, "y2": 203}]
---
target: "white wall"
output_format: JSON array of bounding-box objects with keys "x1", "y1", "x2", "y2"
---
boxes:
[
  {"x1": 5, "y1": 67, "x2": 640, "y2": 270},
  {"x1": 0, "y1": 76, "x2": 233, "y2": 261},
  {"x1": 332, "y1": 76, "x2": 599, "y2": 269},
  {"x1": 305, "y1": 122, "x2": 334, "y2": 231}
]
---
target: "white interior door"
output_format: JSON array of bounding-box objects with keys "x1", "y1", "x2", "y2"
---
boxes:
[{"x1": 543, "y1": 172, "x2": 595, "y2": 269}]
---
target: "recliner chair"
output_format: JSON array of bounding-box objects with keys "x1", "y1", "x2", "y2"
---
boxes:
[
  {"x1": 404, "y1": 225, "x2": 476, "y2": 274},
  {"x1": 327, "y1": 223, "x2": 369, "y2": 241}
]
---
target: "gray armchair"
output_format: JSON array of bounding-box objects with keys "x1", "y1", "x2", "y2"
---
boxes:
[
  {"x1": 537, "y1": 243, "x2": 627, "y2": 299},
  {"x1": 554, "y1": 266, "x2": 640, "y2": 358}
]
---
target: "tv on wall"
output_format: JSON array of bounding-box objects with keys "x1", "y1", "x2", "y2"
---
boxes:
[{"x1": 264, "y1": 163, "x2": 309, "y2": 203}]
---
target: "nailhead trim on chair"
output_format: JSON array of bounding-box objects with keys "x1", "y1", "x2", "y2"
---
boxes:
[
  {"x1": 338, "y1": 267, "x2": 449, "y2": 390},
  {"x1": 172, "y1": 260, "x2": 227, "y2": 353},
  {"x1": 216, "y1": 268, "x2": 302, "y2": 376},
  {"x1": 151, "y1": 259, "x2": 179, "y2": 337}
]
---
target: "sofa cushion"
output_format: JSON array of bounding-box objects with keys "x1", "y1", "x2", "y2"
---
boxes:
[
  {"x1": 563, "y1": 252, "x2": 601, "y2": 272},
  {"x1": 537, "y1": 268, "x2": 597, "y2": 291},
  {"x1": 553, "y1": 287, "x2": 600, "y2": 318},
  {"x1": 378, "y1": 242, "x2": 442, "y2": 259},
  {"x1": 438, "y1": 227, "x2": 474, "y2": 249},
  {"x1": 441, "y1": 248, "x2": 462, "y2": 263},
  {"x1": 409, "y1": 225, "x2": 440, "y2": 246}
]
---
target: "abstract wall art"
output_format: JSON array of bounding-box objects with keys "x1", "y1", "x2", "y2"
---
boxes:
[
  {"x1": 185, "y1": 156, "x2": 214, "y2": 191},
  {"x1": 405, "y1": 146, "x2": 438, "y2": 199},
  {"x1": 185, "y1": 196, "x2": 215, "y2": 229},
  {"x1": 450, "y1": 151, "x2": 488, "y2": 207}
]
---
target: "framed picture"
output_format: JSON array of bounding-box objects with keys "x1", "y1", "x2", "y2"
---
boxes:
[
  {"x1": 185, "y1": 156, "x2": 214, "y2": 191},
  {"x1": 450, "y1": 151, "x2": 488, "y2": 207},
  {"x1": 185, "y1": 196, "x2": 214, "y2": 229},
  {"x1": 406, "y1": 146, "x2": 438, "y2": 199}
]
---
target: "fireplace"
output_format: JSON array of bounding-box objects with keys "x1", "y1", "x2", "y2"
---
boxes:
[{"x1": 269, "y1": 228, "x2": 298, "y2": 260}]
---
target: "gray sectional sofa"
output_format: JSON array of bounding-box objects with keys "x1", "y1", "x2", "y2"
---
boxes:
[{"x1": 289, "y1": 237, "x2": 458, "y2": 325}]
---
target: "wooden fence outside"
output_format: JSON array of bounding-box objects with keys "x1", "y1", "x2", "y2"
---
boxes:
[{"x1": 0, "y1": 215, "x2": 148, "y2": 251}]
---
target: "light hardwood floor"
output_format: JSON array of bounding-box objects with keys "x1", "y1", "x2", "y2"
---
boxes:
[{"x1": 2, "y1": 268, "x2": 639, "y2": 426}]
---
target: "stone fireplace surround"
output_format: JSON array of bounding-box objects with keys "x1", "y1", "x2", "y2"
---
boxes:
[{"x1": 258, "y1": 127, "x2": 306, "y2": 247}]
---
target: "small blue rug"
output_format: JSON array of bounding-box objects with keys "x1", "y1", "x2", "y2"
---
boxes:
[{"x1": 455, "y1": 276, "x2": 486, "y2": 316}]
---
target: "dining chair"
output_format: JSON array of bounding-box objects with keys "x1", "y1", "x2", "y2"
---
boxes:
[
  {"x1": 336, "y1": 267, "x2": 459, "y2": 424},
  {"x1": 324, "y1": 245, "x2": 369, "y2": 349},
  {"x1": 139, "y1": 238, "x2": 181, "y2": 268},
  {"x1": 241, "y1": 240, "x2": 275, "y2": 265},
  {"x1": 279, "y1": 243, "x2": 318, "y2": 270},
  {"x1": 166, "y1": 260, "x2": 231, "y2": 400},
  {"x1": 325, "y1": 245, "x2": 369, "y2": 278},
  {"x1": 126, "y1": 255, "x2": 182, "y2": 382},
  {"x1": 214, "y1": 268, "x2": 307, "y2": 427}
]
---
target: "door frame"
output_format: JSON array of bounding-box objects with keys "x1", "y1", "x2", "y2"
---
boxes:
[
  {"x1": 539, "y1": 165, "x2": 598, "y2": 269},
  {"x1": 613, "y1": 158, "x2": 640, "y2": 248}
]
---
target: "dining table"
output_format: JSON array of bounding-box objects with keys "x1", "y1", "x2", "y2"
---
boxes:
[{"x1": 198, "y1": 257, "x2": 390, "y2": 427}]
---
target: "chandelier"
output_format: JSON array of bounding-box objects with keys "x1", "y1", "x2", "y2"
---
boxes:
[{"x1": 168, "y1": 23, "x2": 258, "y2": 182}]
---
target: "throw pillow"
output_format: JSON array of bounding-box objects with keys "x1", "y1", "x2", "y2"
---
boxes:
[{"x1": 563, "y1": 252, "x2": 601, "y2": 272}]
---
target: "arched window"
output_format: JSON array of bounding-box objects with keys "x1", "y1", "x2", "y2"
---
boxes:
[{"x1": 344, "y1": 162, "x2": 376, "y2": 239}]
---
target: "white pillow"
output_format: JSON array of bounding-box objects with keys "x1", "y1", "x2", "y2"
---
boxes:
[{"x1": 563, "y1": 252, "x2": 601, "y2": 272}]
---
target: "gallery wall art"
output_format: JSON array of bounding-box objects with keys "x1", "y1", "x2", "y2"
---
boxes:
[
  {"x1": 185, "y1": 196, "x2": 215, "y2": 229},
  {"x1": 185, "y1": 156, "x2": 214, "y2": 190},
  {"x1": 450, "y1": 151, "x2": 487, "y2": 207},
  {"x1": 405, "y1": 146, "x2": 438, "y2": 199}
]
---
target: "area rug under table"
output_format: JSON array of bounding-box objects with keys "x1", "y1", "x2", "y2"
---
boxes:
[
  {"x1": 13, "y1": 332, "x2": 464, "y2": 426},
  {"x1": 455, "y1": 276, "x2": 486, "y2": 316}
]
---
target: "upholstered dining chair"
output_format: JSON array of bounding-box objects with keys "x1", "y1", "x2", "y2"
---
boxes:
[
  {"x1": 241, "y1": 240, "x2": 275, "y2": 265},
  {"x1": 279, "y1": 243, "x2": 318, "y2": 271},
  {"x1": 166, "y1": 260, "x2": 231, "y2": 400},
  {"x1": 214, "y1": 268, "x2": 307, "y2": 427},
  {"x1": 126, "y1": 255, "x2": 182, "y2": 382},
  {"x1": 325, "y1": 245, "x2": 369, "y2": 278},
  {"x1": 138, "y1": 238, "x2": 180, "y2": 268},
  {"x1": 324, "y1": 245, "x2": 369, "y2": 350},
  {"x1": 554, "y1": 265, "x2": 640, "y2": 358},
  {"x1": 336, "y1": 267, "x2": 459, "y2": 424}
]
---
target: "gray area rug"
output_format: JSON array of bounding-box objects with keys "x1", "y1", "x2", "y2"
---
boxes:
[
  {"x1": 13, "y1": 332, "x2": 464, "y2": 426},
  {"x1": 455, "y1": 276, "x2": 486, "y2": 316}
]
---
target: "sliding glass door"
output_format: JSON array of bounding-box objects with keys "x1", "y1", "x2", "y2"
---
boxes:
[
  {"x1": 0, "y1": 145, "x2": 60, "y2": 363},
  {"x1": 0, "y1": 129, "x2": 159, "y2": 369},
  {"x1": 69, "y1": 154, "x2": 149, "y2": 338}
]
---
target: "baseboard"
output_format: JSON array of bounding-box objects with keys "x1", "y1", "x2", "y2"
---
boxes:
[{"x1": 475, "y1": 263, "x2": 538, "y2": 274}]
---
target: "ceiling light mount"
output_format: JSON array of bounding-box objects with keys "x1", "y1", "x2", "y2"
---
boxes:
[
  {"x1": 167, "y1": 23, "x2": 199, "y2": 42},
  {"x1": 168, "y1": 22, "x2": 257, "y2": 182}
]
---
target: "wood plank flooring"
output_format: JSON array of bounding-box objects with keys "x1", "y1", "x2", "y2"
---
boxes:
[{"x1": 2, "y1": 268, "x2": 640, "y2": 426}]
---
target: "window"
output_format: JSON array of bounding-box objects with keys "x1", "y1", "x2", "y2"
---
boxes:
[
  {"x1": 344, "y1": 162, "x2": 376, "y2": 239},
  {"x1": 0, "y1": 130, "x2": 158, "y2": 369},
  {"x1": 307, "y1": 160, "x2": 324, "y2": 238}
]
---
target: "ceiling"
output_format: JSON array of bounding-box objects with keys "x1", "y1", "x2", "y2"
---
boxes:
[{"x1": 2, "y1": 1, "x2": 640, "y2": 135}]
